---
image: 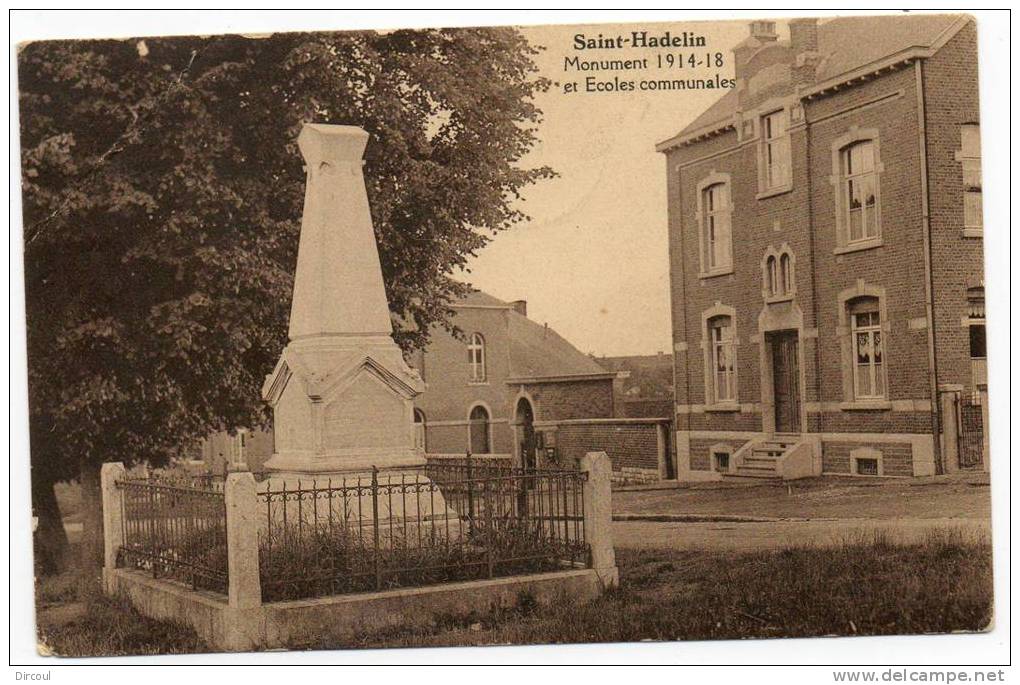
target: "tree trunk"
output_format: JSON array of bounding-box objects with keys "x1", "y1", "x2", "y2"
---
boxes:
[
  {"x1": 77, "y1": 459, "x2": 105, "y2": 599},
  {"x1": 31, "y1": 476, "x2": 69, "y2": 576}
]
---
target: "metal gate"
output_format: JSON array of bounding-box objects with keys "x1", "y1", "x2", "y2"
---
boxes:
[{"x1": 958, "y1": 391, "x2": 986, "y2": 469}]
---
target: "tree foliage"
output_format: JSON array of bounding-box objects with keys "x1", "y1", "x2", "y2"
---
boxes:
[{"x1": 19, "y1": 28, "x2": 551, "y2": 480}]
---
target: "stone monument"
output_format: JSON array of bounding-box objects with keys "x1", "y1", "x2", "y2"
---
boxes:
[{"x1": 261, "y1": 124, "x2": 426, "y2": 477}]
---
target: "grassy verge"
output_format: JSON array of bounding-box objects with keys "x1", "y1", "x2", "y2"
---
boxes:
[
  {"x1": 35, "y1": 561, "x2": 206, "y2": 657},
  {"x1": 333, "y1": 529, "x2": 993, "y2": 650}
]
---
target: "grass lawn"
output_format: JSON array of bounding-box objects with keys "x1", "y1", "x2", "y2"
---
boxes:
[
  {"x1": 312, "y1": 529, "x2": 993, "y2": 651},
  {"x1": 35, "y1": 530, "x2": 991, "y2": 656},
  {"x1": 35, "y1": 547, "x2": 207, "y2": 658}
]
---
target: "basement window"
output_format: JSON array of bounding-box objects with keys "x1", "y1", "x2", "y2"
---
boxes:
[
  {"x1": 713, "y1": 451, "x2": 730, "y2": 472},
  {"x1": 854, "y1": 457, "x2": 879, "y2": 476}
]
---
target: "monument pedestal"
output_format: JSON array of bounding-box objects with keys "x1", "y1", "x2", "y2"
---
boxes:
[{"x1": 259, "y1": 123, "x2": 456, "y2": 530}]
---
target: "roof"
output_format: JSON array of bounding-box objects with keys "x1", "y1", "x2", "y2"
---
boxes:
[
  {"x1": 455, "y1": 290, "x2": 608, "y2": 380},
  {"x1": 666, "y1": 14, "x2": 964, "y2": 143},
  {"x1": 680, "y1": 89, "x2": 740, "y2": 137},
  {"x1": 507, "y1": 313, "x2": 607, "y2": 380},
  {"x1": 454, "y1": 290, "x2": 511, "y2": 308},
  {"x1": 599, "y1": 354, "x2": 674, "y2": 400}
]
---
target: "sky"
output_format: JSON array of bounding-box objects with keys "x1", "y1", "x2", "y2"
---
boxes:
[{"x1": 456, "y1": 19, "x2": 759, "y2": 358}]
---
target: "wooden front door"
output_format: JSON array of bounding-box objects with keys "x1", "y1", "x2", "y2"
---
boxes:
[{"x1": 770, "y1": 331, "x2": 801, "y2": 434}]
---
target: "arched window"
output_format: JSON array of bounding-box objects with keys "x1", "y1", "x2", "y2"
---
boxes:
[
  {"x1": 413, "y1": 408, "x2": 427, "y2": 452},
  {"x1": 467, "y1": 332, "x2": 486, "y2": 382},
  {"x1": 468, "y1": 405, "x2": 490, "y2": 455},
  {"x1": 841, "y1": 140, "x2": 879, "y2": 243},
  {"x1": 701, "y1": 181, "x2": 732, "y2": 273},
  {"x1": 763, "y1": 248, "x2": 794, "y2": 301},
  {"x1": 708, "y1": 315, "x2": 736, "y2": 403},
  {"x1": 849, "y1": 296, "x2": 884, "y2": 399},
  {"x1": 779, "y1": 253, "x2": 791, "y2": 294}
]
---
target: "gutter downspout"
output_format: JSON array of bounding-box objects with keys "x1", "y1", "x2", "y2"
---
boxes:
[
  {"x1": 914, "y1": 59, "x2": 943, "y2": 474},
  {"x1": 674, "y1": 160, "x2": 693, "y2": 474},
  {"x1": 804, "y1": 105, "x2": 824, "y2": 450}
]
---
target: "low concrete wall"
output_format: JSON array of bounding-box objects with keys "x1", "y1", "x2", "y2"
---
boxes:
[
  {"x1": 257, "y1": 568, "x2": 601, "y2": 648},
  {"x1": 107, "y1": 566, "x2": 602, "y2": 652},
  {"x1": 105, "y1": 568, "x2": 238, "y2": 650}
]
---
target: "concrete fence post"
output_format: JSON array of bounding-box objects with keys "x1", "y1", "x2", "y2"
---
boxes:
[
  {"x1": 939, "y1": 388, "x2": 961, "y2": 474},
  {"x1": 580, "y1": 451, "x2": 619, "y2": 589},
  {"x1": 655, "y1": 422, "x2": 671, "y2": 480},
  {"x1": 224, "y1": 471, "x2": 262, "y2": 610},
  {"x1": 100, "y1": 462, "x2": 126, "y2": 593}
]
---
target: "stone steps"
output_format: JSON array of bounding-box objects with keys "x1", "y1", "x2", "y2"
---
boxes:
[{"x1": 723, "y1": 436, "x2": 802, "y2": 481}]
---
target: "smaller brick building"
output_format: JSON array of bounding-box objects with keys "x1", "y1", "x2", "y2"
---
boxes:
[{"x1": 409, "y1": 291, "x2": 626, "y2": 469}]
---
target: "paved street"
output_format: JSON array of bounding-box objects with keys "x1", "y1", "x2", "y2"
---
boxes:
[
  {"x1": 610, "y1": 472, "x2": 991, "y2": 552},
  {"x1": 613, "y1": 516, "x2": 990, "y2": 552}
]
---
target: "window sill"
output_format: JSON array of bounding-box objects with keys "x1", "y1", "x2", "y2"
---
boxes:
[
  {"x1": 840, "y1": 400, "x2": 892, "y2": 411},
  {"x1": 834, "y1": 239, "x2": 883, "y2": 255},
  {"x1": 962, "y1": 227, "x2": 984, "y2": 239},
  {"x1": 705, "y1": 402, "x2": 741, "y2": 413},
  {"x1": 467, "y1": 381, "x2": 490, "y2": 387},
  {"x1": 699, "y1": 267, "x2": 734, "y2": 280},
  {"x1": 765, "y1": 294, "x2": 795, "y2": 304},
  {"x1": 756, "y1": 185, "x2": 793, "y2": 201}
]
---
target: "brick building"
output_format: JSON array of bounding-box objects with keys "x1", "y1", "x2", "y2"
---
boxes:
[
  {"x1": 408, "y1": 290, "x2": 625, "y2": 469},
  {"x1": 656, "y1": 15, "x2": 987, "y2": 480}
]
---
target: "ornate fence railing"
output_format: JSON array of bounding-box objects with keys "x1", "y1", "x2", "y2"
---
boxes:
[
  {"x1": 423, "y1": 453, "x2": 514, "y2": 486},
  {"x1": 115, "y1": 478, "x2": 229, "y2": 594},
  {"x1": 257, "y1": 467, "x2": 589, "y2": 602}
]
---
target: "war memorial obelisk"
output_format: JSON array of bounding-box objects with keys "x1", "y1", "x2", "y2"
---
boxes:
[{"x1": 261, "y1": 124, "x2": 427, "y2": 478}]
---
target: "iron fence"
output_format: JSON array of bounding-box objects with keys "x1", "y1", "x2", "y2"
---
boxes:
[
  {"x1": 958, "y1": 392, "x2": 986, "y2": 469},
  {"x1": 257, "y1": 466, "x2": 589, "y2": 602},
  {"x1": 116, "y1": 478, "x2": 229, "y2": 594},
  {"x1": 424, "y1": 454, "x2": 513, "y2": 486}
]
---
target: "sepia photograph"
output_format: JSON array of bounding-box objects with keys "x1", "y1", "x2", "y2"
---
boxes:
[{"x1": 9, "y1": 8, "x2": 1009, "y2": 672}]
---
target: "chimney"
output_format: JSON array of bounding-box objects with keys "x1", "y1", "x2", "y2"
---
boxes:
[
  {"x1": 789, "y1": 18, "x2": 821, "y2": 86},
  {"x1": 733, "y1": 20, "x2": 778, "y2": 84},
  {"x1": 509, "y1": 299, "x2": 527, "y2": 317},
  {"x1": 789, "y1": 18, "x2": 818, "y2": 53},
  {"x1": 749, "y1": 20, "x2": 778, "y2": 43}
]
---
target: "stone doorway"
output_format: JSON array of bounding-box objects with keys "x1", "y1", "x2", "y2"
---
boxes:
[{"x1": 516, "y1": 397, "x2": 537, "y2": 469}]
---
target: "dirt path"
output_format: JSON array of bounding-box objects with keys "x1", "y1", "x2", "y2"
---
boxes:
[{"x1": 613, "y1": 516, "x2": 990, "y2": 552}]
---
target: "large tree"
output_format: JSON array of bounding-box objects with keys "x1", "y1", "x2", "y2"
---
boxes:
[{"x1": 18, "y1": 28, "x2": 551, "y2": 581}]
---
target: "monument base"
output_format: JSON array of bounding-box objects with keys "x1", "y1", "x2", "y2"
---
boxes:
[
  {"x1": 258, "y1": 457, "x2": 464, "y2": 540},
  {"x1": 262, "y1": 447, "x2": 426, "y2": 475}
]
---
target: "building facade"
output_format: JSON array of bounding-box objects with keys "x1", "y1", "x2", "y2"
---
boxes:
[
  {"x1": 408, "y1": 290, "x2": 624, "y2": 469},
  {"x1": 657, "y1": 16, "x2": 986, "y2": 480}
]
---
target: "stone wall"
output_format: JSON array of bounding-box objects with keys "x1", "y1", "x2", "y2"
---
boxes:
[
  {"x1": 544, "y1": 419, "x2": 669, "y2": 482},
  {"x1": 521, "y1": 378, "x2": 615, "y2": 422}
]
